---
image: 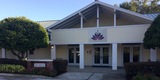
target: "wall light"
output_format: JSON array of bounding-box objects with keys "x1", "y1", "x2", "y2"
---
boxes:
[{"x1": 51, "y1": 45, "x2": 54, "y2": 49}]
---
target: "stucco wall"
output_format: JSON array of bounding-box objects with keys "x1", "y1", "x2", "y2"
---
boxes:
[
  {"x1": 117, "y1": 44, "x2": 123, "y2": 66},
  {"x1": 56, "y1": 45, "x2": 68, "y2": 60},
  {"x1": 52, "y1": 24, "x2": 150, "y2": 44},
  {"x1": 84, "y1": 45, "x2": 93, "y2": 65},
  {"x1": 107, "y1": 25, "x2": 150, "y2": 43},
  {"x1": 141, "y1": 47, "x2": 150, "y2": 62},
  {"x1": 6, "y1": 50, "x2": 17, "y2": 59},
  {"x1": 28, "y1": 46, "x2": 51, "y2": 59}
]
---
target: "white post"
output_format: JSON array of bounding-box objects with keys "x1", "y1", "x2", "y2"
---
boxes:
[
  {"x1": 150, "y1": 48, "x2": 156, "y2": 61},
  {"x1": 2, "y1": 48, "x2": 5, "y2": 58},
  {"x1": 112, "y1": 43, "x2": 117, "y2": 70},
  {"x1": 114, "y1": 9, "x2": 116, "y2": 27},
  {"x1": 51, "y1": 45, "x2": 56, "y2": 60},
  {"x1": 80, "y1": 15, "x2": 83, "y2": 29},
  {"x1": 79, "y1": 44, "x2": 84, "y2": 69},
  {"x1": 97, "y1": 5, "x2": 99, "y2": 27}
]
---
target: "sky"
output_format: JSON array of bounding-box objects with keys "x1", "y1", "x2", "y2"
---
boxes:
[{"x1": 0, "y1": 0, "x2": 128, "y2": 21}]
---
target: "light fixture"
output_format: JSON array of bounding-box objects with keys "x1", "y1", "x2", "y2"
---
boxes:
[{"x1": 51, "y1": 45, "x2": 54, "y2": 49}]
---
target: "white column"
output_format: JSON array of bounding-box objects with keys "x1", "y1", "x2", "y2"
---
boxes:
[
  {"x1": 51, "y1": 45, "x2": 56, "y2": 60},
  {"x1": 80, "y1": 15, "x2": 83, "y2": 29},
  {"x1": 150, "y1": 48, "x2": 157, "y2": 61},
  {"x1": 114, "y1": 9, "x2": 116, "y2": 27},
  {"x1": 79, "y1": 44, "x2": 84, "y2": 69},
  {"x1": 112, "y1": 43, "x2": 117, "y2": 70},
  {"x1": 2, "y1": 48, "x2": 5, "y2": 58},
  {"x1": 97, "y1": 5, "x2": 99, "y2": 27}
]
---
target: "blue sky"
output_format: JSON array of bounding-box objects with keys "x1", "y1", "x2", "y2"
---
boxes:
[{"x1": 0, "y1": 0, "x2": 128, "y2": 21}]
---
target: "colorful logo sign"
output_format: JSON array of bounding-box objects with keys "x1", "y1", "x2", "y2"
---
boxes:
[{"x1": 91, "y1": 30, "x2": 104, "y2": 40}]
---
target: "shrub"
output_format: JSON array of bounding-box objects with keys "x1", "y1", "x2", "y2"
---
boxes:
[
  {"x1": 133, "y1": 73, "x2": 160, "y2": 80},
  {"x1": 53, "y1": 59, "x2": 68, "y2": 75},
  {"x1": 0, "y1": 64, "x2": 25, "y2": 73},
  {"x1": 0, "y1": 58, "x2": 27, "y2": 68},
  {"x1": 26, "y1": 68, "x2": 57, "y2": 77},
  {"x1": 124, "y1": 62, "x2": 160, "y2": 80}
]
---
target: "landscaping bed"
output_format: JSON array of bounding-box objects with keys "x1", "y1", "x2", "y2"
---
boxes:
[
  {"x1": 124, "y1": 62, "x2": 160, "y2": 80},
  {"x1": 0, "y1": 58, "x2": 68, "y2": 77}
]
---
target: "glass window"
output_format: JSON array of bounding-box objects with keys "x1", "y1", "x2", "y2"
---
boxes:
[{"x1": 133, "y1": 47, "x2": 140, "y2": 62}]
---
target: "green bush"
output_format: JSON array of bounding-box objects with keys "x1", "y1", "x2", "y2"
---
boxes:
[
  {"x1": 0, "y1": 58, "x2": 27, "y2": 68},
  {"x1": 0, "y1": 64, "x2": 25, "y2": 73},
  {"x1": 133, "y1": 73, "x2": 160, "y2": 80},
  {"x1": 124, "y1": 62, "x2": 160, "y2": 80},
  {"x1": 26, "y1": 68, "x2": 57, "y2": 77},
  {"x1": 53, "y1": 59, "x2": 68, "y2": 75}
]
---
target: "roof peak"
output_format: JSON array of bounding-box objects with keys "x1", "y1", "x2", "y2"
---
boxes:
[{"x1": 36, "y1": 20, "x2": 59, "y2": 22}]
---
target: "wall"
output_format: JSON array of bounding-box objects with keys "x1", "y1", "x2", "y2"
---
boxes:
[
  {"x1": 56, "y1": 45, "x2": 68, "y2": 60},
  {"x1": 6, "y1": 50, "x2": 17, "y2": 59},
  {"x1": 141, "y1": 47, "x2": 150, "y2": 61},
  {"x1": 117, "y1": 44, "x2": 123, "y2": 66},
  {"x1": 28, "y1": 46, "x2": 51, "y2": 59},
  {"x1": 52, "y1": 24, "x2": 150, "y2": 44},
  {"x1": 84, "y1": 44, "x2": 93, "y2": 65}
]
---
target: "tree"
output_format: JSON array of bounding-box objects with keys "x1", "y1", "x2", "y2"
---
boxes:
[
  {"x1": 143, "y1": 14, "x2": 160, "y2": 49},
  {"x1": 0, "y1": 17, "x2": 49, "y2": 60},
  {"x1": 120, "y1": 0, "x2": 160, "y2": 14},
  {"x1": 120, "y1": 2, "x2": 131, "y2": 10}
]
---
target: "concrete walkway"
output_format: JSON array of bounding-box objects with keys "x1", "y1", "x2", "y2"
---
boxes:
[
  {"x1": 0, "y1": 73, "x2": 55, "y2": 80},
  {"x1": 0, "y1": 66, "x2": 126, "y2": 80},
  {"x1": 54, "y1": 66, "x2": 126, "y2": 80}
]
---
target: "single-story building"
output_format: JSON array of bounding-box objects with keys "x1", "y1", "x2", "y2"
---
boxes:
[{"x1": 0, "y1": 1, "x2": 160, "y2": 70}]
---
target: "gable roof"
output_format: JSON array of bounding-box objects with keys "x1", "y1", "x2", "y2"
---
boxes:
[
  {"x1": 144, "y1": 13, "x2": 160, "y2": 20},
  {"x1": 37, "y1": 20, "x2": 58, "y2": 28},
  {"x1": 48, "y1": 1, "x2": 153, "y2": 29}
]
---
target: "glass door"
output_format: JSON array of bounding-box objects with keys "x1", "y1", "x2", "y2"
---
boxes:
[
  {"x1": 68, "y1": 47, "x2": 79, "y2": 64},
  {"x1": 123, "y1": 47, "x2": 130, "y2": 64},
  {"x1": 69, "y1": 47, "x2": 74, "y2": 63},
  {"x1": 94, "y1": 46, "x2": 109, "y2": 65},
  {"x1": 94, "y1": 47, "x2": 101, "y2": 64},
  {"x1": 133, "y1": 47, "x2": 140, "y2": 62},
  {"x1": 103, "y1": 47, "x2": 109, "y2": 64},
  {"x1": 122, "y1": 46, "x2": 141, "y2": 64},
  {"x1": 75, "y1": 48, "x2": 79, "y2": 63}
]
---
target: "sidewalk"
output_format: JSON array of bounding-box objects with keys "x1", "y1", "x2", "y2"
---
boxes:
[
  {"x1": 0, "y1": 66, "x2": 126, "y2": 80},
  {"x1": 54, "y1": 66, "x2": 126, "y2": 80},
  {"x1": 0, "y1": 73, "x2": 55, "y2": 80}
]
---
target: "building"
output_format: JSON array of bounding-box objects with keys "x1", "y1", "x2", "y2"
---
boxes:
[{"x1": 0, "y1": 1, "x2": 159, "y2": 70}]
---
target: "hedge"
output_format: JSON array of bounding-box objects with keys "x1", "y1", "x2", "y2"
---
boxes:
[
  {"x1": 124, "y1": 62, "x2": 160, "y2": 80},
  {"x1": 53, "y1": 59, "x2": 68, "y2": 75},
  {"x1": 0, "y1": 64, "x2": 25, "y2": 73},
  {"x1": 0, "y1": 58, "x2": 27, "y2": 68}
]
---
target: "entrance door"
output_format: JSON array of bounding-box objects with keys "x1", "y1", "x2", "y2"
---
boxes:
[
  {"x1": 94, "y1": 46, "x2": 109, "y2": 66},
  {"x1": 122, "y1": 46, "x2": 141, "y2": 64},
  {"x1": 68, "y1": 47, "x2": 79, "y2": 64}
]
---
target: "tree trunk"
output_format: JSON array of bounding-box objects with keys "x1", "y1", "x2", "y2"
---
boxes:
[{"x1": 10, "y1": 49, "x2": 24, "y2": 60}]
